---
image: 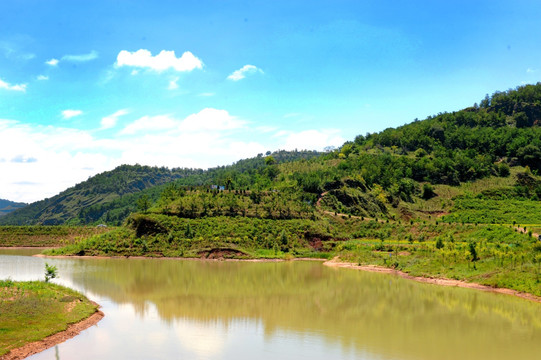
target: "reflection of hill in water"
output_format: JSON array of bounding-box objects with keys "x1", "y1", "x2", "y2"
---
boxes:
[{"x1": 68, "y1": 258, "x2": 541, "y2": 360}]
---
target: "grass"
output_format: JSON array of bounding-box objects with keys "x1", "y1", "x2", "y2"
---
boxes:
[
  {"x1": 40, "y1": 211, "x2": 541, "y2": 297},
  {"x1": 0, "y1": 280, "x2": 98, "y2": 356},
  {"x1": 442, "y1": 198, "x2": 541, "y2": 225},
  {"x1": 0, "y1": 226, "x2": 114, "y2": 247},
  {"x1": 337, "y1": 225, "x2": 541, "y2": 297}
]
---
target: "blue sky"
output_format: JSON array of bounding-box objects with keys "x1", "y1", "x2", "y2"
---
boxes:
[{"x1": 1, "y1": 0, "x2": 540, "y2": 202}]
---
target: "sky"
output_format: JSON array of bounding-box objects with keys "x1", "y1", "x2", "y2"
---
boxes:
[{"x1": 1, "y1": 0, "x2": 540, "y2": 203}]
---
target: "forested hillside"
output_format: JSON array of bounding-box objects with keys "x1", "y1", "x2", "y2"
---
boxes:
[
  {"x1": 0, "y1": 150, "x2": 321, "y2": 225},
  {"x1": 4, "y1": 84, "x2": 541, "y2": 227},
  {"x1": 0, "y1": 199, "x2": 26, "y2": 217},
  {"x1": 0, "y1": 165, "x2": 198, "y2": 225},
  {"x1": 43, "y1": 83, "x2": 541, "y2": 296}
]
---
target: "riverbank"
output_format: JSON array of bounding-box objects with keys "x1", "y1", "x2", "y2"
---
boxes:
[
  {"x1": 324, "y1": 257, "x2": 541, "y2": 304},
  {"x1": 34, "y1": 252, "x2": 325, "y2": 263},
  {"x1": 2, "y1": 307, "x2": 104, "y2": 360},
  {"x1": 0, "y1": 281, "x2": 103, "y2": 360},
  {"x1": 34, "y1": 250, "x2": 541, "y2": 304}
]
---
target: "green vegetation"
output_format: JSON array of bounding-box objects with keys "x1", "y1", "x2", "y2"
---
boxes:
[
  {"x1": 13, "y1": 83, "x2": 541, "y2": 297},
  {"x1": 0, "y1": 165, "x2": 203, "y2": 225},
  {"x1": 0, "y1": 225, "x2": 113, "y2": 247},
  {"x1": 46, "y1": 215, "x2": 334, "y2": 259},
  {"x1": 337, "y1": 224, "x2": 541, "y2": 296},
  {"x1": 44, "y1": 263, "x2": 58, "y2": 283},
  {"x1": 443, "y1": 197, "x2": 541, "y2": 225},
  {"x1": 0, "y1": 151, "x2": 322, "y2": 226},
  {"x1": 0, "y1": 279, "x2": 98, "y2": 357},
  {"x1": 0, "y1": 199, "x2": 26, "y2": 217}
]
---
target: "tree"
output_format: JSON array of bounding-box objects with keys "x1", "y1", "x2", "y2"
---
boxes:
[
  {"x1": 225, "y1": 176, "x2": 233, "y2": 190},
  {"x1": 514, "y1": 112, "x2": 532, "y2": 128},
  {"x1": 422, "y1": 183, "x2": 436, "y2": 199},
  {"x1": 265, "y1": 155, "x2": 276, "y2": 165},
  {"x1": 517, "y1": 145, "x2": 541, "y2": 170},
  {"x1": 185, "y1": 222, "x2": 194, "y2": 238},
  {"x1": 44, "y1": 263, "x2": 58, "y2": 282},
  {"x1": 280, "y1": 230, "x2": 289, "y2": 252},
  {"x1": 137, "y1": 195, "x2": 151, "y2": 213},
  {"x1": 468, "y1": 242, "x2": 479, "y2": 262},
  {"x1": 340, "y1": 143, "x2": 353, "y2": 158},
  {"x1": 498, "y1": 163, "x2": 510, "y2": 177}
]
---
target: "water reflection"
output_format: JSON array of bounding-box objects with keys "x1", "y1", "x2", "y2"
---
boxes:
[{"x1": 0, "y1": 251, "x2": 539, "y2": 360}]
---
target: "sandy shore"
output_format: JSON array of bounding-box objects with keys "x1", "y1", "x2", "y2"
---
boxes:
[
  {"x1": 323, "y1": 257, "x2": 541, "y2": 304},
  {"x1": 1, "y1": 305, "x2": 104, "y2": 360}
]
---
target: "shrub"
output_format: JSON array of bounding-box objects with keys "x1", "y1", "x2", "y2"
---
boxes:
[{"x1": 44, "y1": 263, "x2": 58, "y2": 283}]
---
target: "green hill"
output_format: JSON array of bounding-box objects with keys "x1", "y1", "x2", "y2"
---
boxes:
[
  {"x1": 46, "y1": 83, "x2": 541, "y2": 297},
  {"x1": 0, "y1": 150, "x2": 322, "y2": 226},
  {"x1": 0, "y1": 199, "x2": 27, "y2": 217},
  {"x1": 0, "y1": 165, "x2": 199, "y2": 225}
]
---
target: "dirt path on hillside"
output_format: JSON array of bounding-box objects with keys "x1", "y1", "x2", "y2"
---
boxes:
[
  {"x1": 323, "y1": 257, "x2": 541, "y2": 304},
  {"x1": 1, "y1": 305, "x2": 104, "y2": 360},
  {"x1": 513, "y1": 226, "x2": 540, "y2": 240}
]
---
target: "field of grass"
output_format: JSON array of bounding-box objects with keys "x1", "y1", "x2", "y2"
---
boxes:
[
  {"x1": 338, "y1": 224, "x2": 541, "y2": 296},
  {"x1": 403, "y1": 167, "x2": 528, "y2": 219},
  {"x1": 442, "y1": 198, "x2": 541, "y2": 225},
  {"x1": 0, "y1": 280, "x2": 98, "y2": 356},
  {"x1": 0, "y1": 226, "x2": 114, "y2": 247}
]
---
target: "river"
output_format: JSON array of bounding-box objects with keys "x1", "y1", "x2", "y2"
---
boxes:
[{"x1": 1, "y1": 249, "x2": 540, "y2": 360}]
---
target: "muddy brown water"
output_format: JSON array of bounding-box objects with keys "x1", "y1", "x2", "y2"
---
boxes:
[{"x1": 1, "y1": 248, "x2": 540, "y2": 360}]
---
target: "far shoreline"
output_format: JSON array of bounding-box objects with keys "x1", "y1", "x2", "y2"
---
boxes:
[
  {"x1": 32, "y1": 252, "x2": 541, "y2": 304},
  {"x1": 323, "y1": 257, "x2": 541, "y2": 304}
]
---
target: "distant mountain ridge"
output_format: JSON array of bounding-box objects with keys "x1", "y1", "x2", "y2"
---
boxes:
[
  {"x1": 0, "y1": 165, "x2": 195, "y2": 225},
  {"x1": 1, "y1": 83, "x2": 540, "y2": 226},
  {"x1": 0, "y1": 199, "x2": 27, "y2": 217},
  {"x1": 0, "y1": 150, "x2": 322, "y2": 225}
]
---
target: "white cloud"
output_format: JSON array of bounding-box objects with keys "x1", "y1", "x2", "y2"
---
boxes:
[
  {"x1": 168, "y1": 77, "x2": 179, "y2": 90},
  {"x1": 61, "y1": 50, "x2": 99, "y2": 62},
  {"x1": 256, "y1": 125, "x2": 278, "y2": 133},
  {"x1": 527, "y1": 68, "x2": 537, "y2": 73},
  {"x1": 0, "y1": 78, "x2": 27, "y2": 92},
  {"x1": 120, "y1": 108, "x2": 246, "y2": 135},
  {"x1": 45, "y1": 58, "x2": 59, "y2": 66},
  {"x1": 278, "y1": 129, "x2": 345, "y2": 151},
  {"x1": 227, "y1": 64, "x2": 263, "y2": 81},
  {"x1": 37, "y1": 75, "x2": 49, "y2": 81},
  {"x1": 0, "y1": 109, "x2": 343, "y2": 204},
  {"x1": 0, "y1": 42, "x2": 35, "y2": 61},
  {"x1": 62, "y1": 109, "x2": 83, "y2": 119},
  {"x1": 0, "y1": 119, "x2": 113, "y2": 203},
  {"x1": 180, "y1": 108, "x2": 246, "y2": 132},
  {"x1": 120, "y1": 114, "x2": 177, "y2": 135},
  {"x1": 101, "y1": 109, "x2": 129, "y2": 130},
  {"x1": 116, "y1": 49, "x2": 203, "y2": 72}
]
